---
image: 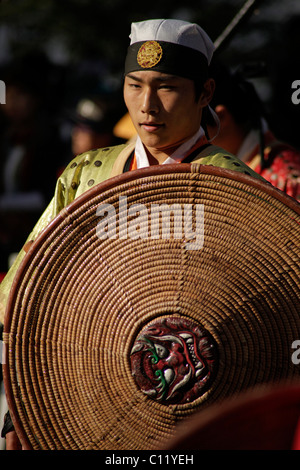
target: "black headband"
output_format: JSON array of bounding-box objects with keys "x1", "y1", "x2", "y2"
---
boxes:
[{"x1": 125, "y1": 40, "x2": 209, "y2": 83}]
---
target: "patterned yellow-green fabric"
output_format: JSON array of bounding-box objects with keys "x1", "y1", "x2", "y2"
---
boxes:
[{"x1": 0, "y1": 142, "x2": 262, "y2": 325}]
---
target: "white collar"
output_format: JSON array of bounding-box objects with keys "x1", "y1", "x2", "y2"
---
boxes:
[{"x1": 134, "y1": 127, "x2": 205, "y2": 169}]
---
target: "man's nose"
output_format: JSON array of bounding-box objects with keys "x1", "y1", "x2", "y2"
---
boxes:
[{"x1": 141, "y1": 88, "x2": 159, "y2": 114}]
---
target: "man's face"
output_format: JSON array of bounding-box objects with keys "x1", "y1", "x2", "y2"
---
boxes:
[{"x1": 124, "y1": 70, "x2": 214, "y2": 156}]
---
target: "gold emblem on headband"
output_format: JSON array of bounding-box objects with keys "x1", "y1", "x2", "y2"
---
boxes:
[{"x1": 137, "y1": 41, "x2": 163, "y2": 68}]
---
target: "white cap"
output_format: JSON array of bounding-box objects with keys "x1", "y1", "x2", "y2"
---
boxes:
[
  {"x1": 129, "y1": 19, "x2": 215, "y2": 65},
  {"x1": 125, "y1": 19, "x2": 220, "y2": 141}
]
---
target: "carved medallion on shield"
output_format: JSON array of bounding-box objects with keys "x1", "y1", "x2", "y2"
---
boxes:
[{"x1": 130, "y1": 316, "x2": 218, "y2": 405}]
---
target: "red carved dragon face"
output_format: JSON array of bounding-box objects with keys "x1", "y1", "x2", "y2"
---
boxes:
[{"x1": 130, "y1": 317, "x2": 218, "y2": 404}]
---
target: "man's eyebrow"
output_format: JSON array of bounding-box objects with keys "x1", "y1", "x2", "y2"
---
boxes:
[{"x1": 126, "y1": 73, "x2": 143, "y2": 82}]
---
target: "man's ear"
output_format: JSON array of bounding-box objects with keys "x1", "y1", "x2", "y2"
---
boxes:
[{"x1": 199, "y1": 78, "x2": 215, "y2": 107}]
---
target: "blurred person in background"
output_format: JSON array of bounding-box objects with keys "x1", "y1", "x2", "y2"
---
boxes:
[
  {"x1": 0, "y1": 53, "x2": 65, "y2": 271},
  {"x1": 206, "y1": 61, "x2": 300, "y2": 201},
  {"x1": 67, "y1": 94, "x2": 124, "y2": 158}
]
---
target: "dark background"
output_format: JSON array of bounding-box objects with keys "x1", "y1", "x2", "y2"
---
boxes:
[{"x1": 0, "y1": 0, "x2": 300, "y2": 146}]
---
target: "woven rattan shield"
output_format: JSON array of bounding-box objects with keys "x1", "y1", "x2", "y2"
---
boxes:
[{"x1": 3, "y1": 163, "x2": 300, "y2": 450}]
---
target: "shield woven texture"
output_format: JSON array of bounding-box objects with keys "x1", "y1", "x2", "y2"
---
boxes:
[{"x1": 3, "y1": 163, "x2": 300, "y2": 450}]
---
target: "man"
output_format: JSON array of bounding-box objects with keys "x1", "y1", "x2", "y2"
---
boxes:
[
  {"x1": 0, "y1": 19, "x2": 261, "y2": 449},
  {"x1": 206, "y1": 62, "x2": 300, "y2": 201}
]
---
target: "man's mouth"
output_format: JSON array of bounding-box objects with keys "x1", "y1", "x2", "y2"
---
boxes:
[{"x1": 140, "y1": 122, "x2": 164, "y2": 132}]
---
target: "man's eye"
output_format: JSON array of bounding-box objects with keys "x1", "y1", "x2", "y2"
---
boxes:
[{"x1": 159, "y1": 85, "x2": 175, "y2": 90}]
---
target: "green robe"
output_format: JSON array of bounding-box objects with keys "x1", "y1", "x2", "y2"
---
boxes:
[{"x1": 0, "y1": 141, "x2": 262, "y2": 324}]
